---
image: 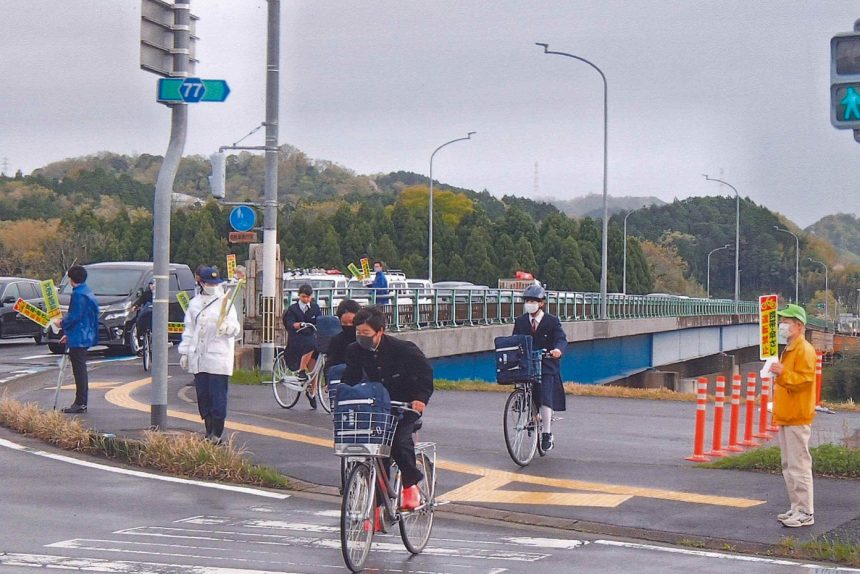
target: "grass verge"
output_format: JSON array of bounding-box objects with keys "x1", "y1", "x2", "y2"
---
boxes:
[
  {"x1": 0, "y1": 397, "x2": 289, "y2": 489},
  {"x1": 231, "y1": 368, "x2": 267, "y2": 385},
  {"x1": 435, "y1": 379, "x2": 697, "y2": 401},
  {"x1": 780, "y1": 536, "x2": 860, "y2": 567},
  {"x1": 699, "y1": 444, "x2": 860, "y2": 479}
]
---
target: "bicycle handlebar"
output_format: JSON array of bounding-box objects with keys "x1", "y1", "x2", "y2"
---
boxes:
[
  {"x1": 297, "y1": 322, "x2": 318, "y2": 332},
  {"x1": 390, "y1": 400, "x2": 423, "y2": 416}
]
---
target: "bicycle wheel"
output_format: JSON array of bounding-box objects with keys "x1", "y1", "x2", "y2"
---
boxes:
[
  {"x1": 142, "y1": 331, "x2": 152, "y2": 372},
  {"x1": 503, "y1": 388, "x2": 537, "y2": 467},
  {"x1": 318, "y1": 367, "x2": 332, "y2": 414},
  {"x1": 399, "y1": 452, "x2": 435, "y2": 554},
  {"x1": 340, "y1": 462, "x2": 375, "y2": 573},
  {"x1": 272, "y1": 353, "x2": 301, "y2": 409}
]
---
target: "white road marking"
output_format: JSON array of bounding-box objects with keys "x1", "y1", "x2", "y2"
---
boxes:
[
  {"x1": 0, "y1": 437, "x2": 289, "y2": 500},
  {"x1": 502, "y1": 537, "x2": 588, "y2": 549},
  {"x1": 1, "y1": 551, "x2": 299, "y2": 573},
  {"x1": 116, "y1": 525, "x2": 550, "y2": 562},
  {"x1": 594, "y1": 540, "x2": 860, "y2": 572}
]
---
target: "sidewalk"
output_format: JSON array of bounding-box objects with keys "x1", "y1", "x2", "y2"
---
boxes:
[{"x1": 6, "y1": 358, "x2": 860, "y2": 553}]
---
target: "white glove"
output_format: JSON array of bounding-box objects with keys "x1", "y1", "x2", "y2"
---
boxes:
[
  {"x1": 179, "y1": 354, "x2": 188, "y2": 371},
  {"x1": 218, "y1": 322, "x2": 240, "y2": 338}
]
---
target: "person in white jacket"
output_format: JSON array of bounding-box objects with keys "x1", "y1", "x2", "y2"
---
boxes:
[{"x1": 178, "y1": 266, "x2": 242, "y2": 443}]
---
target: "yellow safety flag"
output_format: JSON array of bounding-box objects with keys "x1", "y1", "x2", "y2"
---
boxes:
[
  {"x1": 40, "y1": 279, "x2": 61, "y2": 319},
  {"x1": 347, "y1": 263, "x2": 362, "y2": 281},
  {"x1": 360, "y1": 257, "x2": 371, "y2": 280},
  {"x1": 217, "y1": 278, "x2": 245, "y2": 329},
  {"x1": 167, "y1": 322, "x2": 185, "y2": 334},
  {"x1": 226, "y1": 254, "x2": 236, "y2": 280},
  {"x1": 176, "y1": 290, "x2": 190, "y2": 313},
  {"x1": 759, "y1": 294, "x2": 778, "y2": 360},
  {"x1": 13, "y1": 298, "x2": 51, "y2": 328}
]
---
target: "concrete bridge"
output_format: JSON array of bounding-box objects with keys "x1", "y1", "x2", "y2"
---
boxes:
[{"x1": 396, "y1": 312, "x2": 761, "y2": 385}]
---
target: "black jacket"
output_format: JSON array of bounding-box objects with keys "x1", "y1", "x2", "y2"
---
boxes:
[
  {"x1": 326, "y1": 326, "x2": 356, "y2": 369},
  {"x1": 342, "y1": 334, "x2": 434, "y2": 404}
]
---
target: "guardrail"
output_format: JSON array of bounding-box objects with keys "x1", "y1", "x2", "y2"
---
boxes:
[{"x1": 281, "y1": 288, "x2": 759, "y2": 331}]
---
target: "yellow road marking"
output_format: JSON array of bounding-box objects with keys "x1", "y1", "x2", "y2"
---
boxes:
[
  {"x1": 59, "y1": 382, "x2": 121, "y2": 390},
  {"x1": 105, "y1": 378, "x2": 766, "y2": 509}
]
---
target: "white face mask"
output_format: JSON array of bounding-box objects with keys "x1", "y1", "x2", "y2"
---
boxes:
[
  {"x1": 777, "y1": 322, "x2": 790, "y2": 344},
  {"x1": 524, "y1": 301, "x2": 540, "y2": 314},
  {"x1": 201, "y1": 284, "x2": 217, "y2": 296}
]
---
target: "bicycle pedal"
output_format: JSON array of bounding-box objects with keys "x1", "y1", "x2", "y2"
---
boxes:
[{"x1": 551, "y1": 416, "x2": 562, "y2": 422}]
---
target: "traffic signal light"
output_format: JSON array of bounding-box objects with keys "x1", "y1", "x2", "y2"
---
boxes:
[
  {"x1": 209, "y1": 152, "x2": 226, "y2": 199},
  {"x1": 831, "y1": 31, "x2": 860, "y2": 129}
]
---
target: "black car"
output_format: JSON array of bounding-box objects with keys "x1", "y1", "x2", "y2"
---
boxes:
[
  {"x1": 0, "y1": 277, "x2": 46, "y2": 343},
  {"x1": 46, "y1": 262, "x2": 196, "y2": 354}
]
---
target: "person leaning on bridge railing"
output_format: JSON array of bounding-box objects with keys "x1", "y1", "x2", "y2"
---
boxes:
[{"x1": 513, "y1": 284, "x2": 568, "y2": 452}]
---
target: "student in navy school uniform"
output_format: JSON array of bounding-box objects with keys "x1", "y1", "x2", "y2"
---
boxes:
[
  {"x1": 282, "y1": 283, "x2": 322, "y2": 408},
  {"x1": 512, "y1": 284, "x2": 567, "y2": 452}
]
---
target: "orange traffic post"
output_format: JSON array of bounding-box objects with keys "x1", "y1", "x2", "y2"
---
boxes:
[
  {"x1": 765, "y1": 374, "x2": 779, "y2": 433},
  {"x1": 707, "y1": 375, "x2": 727, "y2": 457},
  {"x1": 726, "y1": 373, "x2": 744, "y2": 452},
  {"x1": 755, "y1": 373, "x2": 772, "y2": 439},
  {"x1": 815, "y1": 351, "x2": 823, "y2": 407},
  {"x1": 741, "y1": 373, "x2": 760, "y2": 447},
  {"x1": 686, "y1": 377, "x2": 711, "y2": 462}
]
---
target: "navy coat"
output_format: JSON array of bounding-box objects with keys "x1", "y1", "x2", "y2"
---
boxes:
[
  {"x1": 282, "y1": 302, "x2": 322, "y2": 370},
  {"x1": 513, "y1": 312, "x2": 568, "y2": 411}
]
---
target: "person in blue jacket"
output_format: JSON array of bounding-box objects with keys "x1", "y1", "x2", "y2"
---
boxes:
[
  {"x1": 54, "y1": 265, "x2": 99, "y2": 414},
  {"x1": 512, "y1": 284, "x2": 567, "y2": 452},
  {"x1": 367, "y1": 260, "x2": 390, "y2": 306}
]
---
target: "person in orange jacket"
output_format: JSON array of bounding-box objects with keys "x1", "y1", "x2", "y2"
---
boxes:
[{"x1": 769, "y1": 303, "x2": 817, "y2": 528}]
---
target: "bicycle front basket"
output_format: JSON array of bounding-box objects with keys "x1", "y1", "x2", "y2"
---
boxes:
[{"x1": 333, "y1": 411, "x2": 398, "y2": 457}]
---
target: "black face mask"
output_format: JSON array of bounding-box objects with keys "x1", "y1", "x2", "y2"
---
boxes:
[
  {"x1": 356, "y1": 334, "x2": 376, "y2": 350},
  {"x1": 342, "y1": 325, "x2": 356, "y2": 341}
]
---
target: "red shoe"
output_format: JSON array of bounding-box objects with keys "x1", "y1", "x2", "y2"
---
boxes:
[
  {"x1": 400, "y1": 485, "x2": 421, "y2": 510},
  {"x1": 363, "y1": 506, "x2": 383, "y2": 532}
]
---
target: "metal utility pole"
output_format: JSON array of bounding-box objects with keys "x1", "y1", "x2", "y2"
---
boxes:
[
  {"x1": 537, "y1": 42, "x2": 609, "y2": 319},
  {"x1": 773, "y1": 225, "x2": 800, "y2": 303},
  {"x1": 149, "y1": 0, "x2": 191, "y2": 430},
  {"x1": 703, "y1": 175, "x2": 740, "y2": 311},
  {"x1": 428, "y1": 132, "x2": 474, "y2": 283},
  {"x1": 260, "y1": 0, "x2": 280, "y2": 372}
]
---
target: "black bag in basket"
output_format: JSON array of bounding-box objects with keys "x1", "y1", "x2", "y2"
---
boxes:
[
  {"x1": 494, "y1": 334, "x2": 535, "y2": 384},
  {"x1": 334, "y1": 381, "x2": 392, "y2": 444}
]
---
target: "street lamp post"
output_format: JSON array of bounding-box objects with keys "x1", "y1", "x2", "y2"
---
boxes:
[
  {"x1": 622, "y1": 210, "x2": 634, "y2": 295},
  {"x1": 809, "y1": 257, "x2": 829, "y2": 330},
  {"x1": 707, "y1": 244, "x2": 731, "y2": 298},
  {"x1": 537, "y1": 42, "x2": 609, "y2": 320},
  {"x1": 703, "y1": 175, "x2": 740, "y2": 308},
  {"x1": 774, "y1": 225, "x2": 800, "y2": 303},
  {"x1": 428, "y1": 132, "x2": 475, "y2": 284}
]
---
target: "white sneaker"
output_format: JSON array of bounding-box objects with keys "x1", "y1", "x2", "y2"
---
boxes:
[
  {"x1": 781, "y1": 510, "x2": 814, "y2": 528},
  {"x1": 777, "y1": 508, "x2": 797, "y2": 522}
]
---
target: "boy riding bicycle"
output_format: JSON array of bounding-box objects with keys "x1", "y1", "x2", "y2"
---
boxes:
[
  {"x1": 341, "y1": 306, "x2": 433, "y2": 510},
  {"x1": 513, "y1": 284, "x2": 567, "y2": 452},
  {"x1": 282, "y1": 283, "x2": 322, "y2": 408}
]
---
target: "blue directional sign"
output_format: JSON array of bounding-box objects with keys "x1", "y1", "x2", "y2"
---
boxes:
[
  {"x1": 229, "y1": 205, "x2": 256, "y2": 232},
  {"x1": 157, "y1": 78, "x2": 231, "y2": 103}
]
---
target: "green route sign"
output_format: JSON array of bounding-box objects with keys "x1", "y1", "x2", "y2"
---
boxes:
[{"x1": 157, "y1": 78, "x2": 230, "y2": 104}]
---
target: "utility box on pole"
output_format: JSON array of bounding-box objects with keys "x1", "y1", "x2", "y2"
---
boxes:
[
  {"x1": 209, "y1": 152, "x2": 226, "y2": 198},
  {"x1": 140, "y1": 0, "x2": 198, "y2": 77}
]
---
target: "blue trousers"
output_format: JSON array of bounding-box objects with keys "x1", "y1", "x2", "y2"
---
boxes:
[{"x1": 194, "y1": 372, "x2": 228, "y2": 421}]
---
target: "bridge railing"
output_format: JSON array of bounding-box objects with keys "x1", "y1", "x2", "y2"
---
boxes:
[{"x1": 281, "y1": 288, "x2": 758, "y2": 331}]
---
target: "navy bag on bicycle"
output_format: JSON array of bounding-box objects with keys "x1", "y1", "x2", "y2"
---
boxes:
[
  {"x1": 494, "y1": 334, "x2": 535, "y2": 384},
  {"x1": 315, "y1": 315, "x2": 343, "y2": 354},
  {"x1": 334, "y1": 381, "x2": 392, "y2": 445},
  {"x1": 326, "y1": 363, "x2": 347, "y2": 412}
]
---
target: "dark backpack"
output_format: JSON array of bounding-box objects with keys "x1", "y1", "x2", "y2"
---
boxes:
[
  {"x1": 326, "y1": 363, "x2": 347, "y2": 412},
  {"x1": 334, "y1": 381, "x2": 392, "y2": 444},
  {"x1": 494, "y1": 334, "x2": 535, "y2": 384},
  {"x1": 315, "y1": 315, "x2": 343, "y2": 354}
]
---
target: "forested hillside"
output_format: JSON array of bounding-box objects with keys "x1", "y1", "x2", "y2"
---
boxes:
[
  {"x1": 0, "y1": 147, "x2": 653, "y2": 294},
  {"x1": 3, "y1": 147, "x2": 859, "y2": 320}
]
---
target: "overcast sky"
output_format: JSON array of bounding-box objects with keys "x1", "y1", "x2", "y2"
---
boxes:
[{"x1": 1, "y1": 1, "x2": 858, "y2": 227}]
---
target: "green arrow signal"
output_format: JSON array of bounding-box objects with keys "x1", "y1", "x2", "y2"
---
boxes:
[{"x1": 157, "y1": 78, "x2": 231, "y2": 103}]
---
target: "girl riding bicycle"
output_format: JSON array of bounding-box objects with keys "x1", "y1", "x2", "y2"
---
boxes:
[
  {"x1": 282, "y1": 283, "x2": 322, "y2": 408},
  {"x1": 513, "y1": 284, "x2": 567, "y2": 452}
]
